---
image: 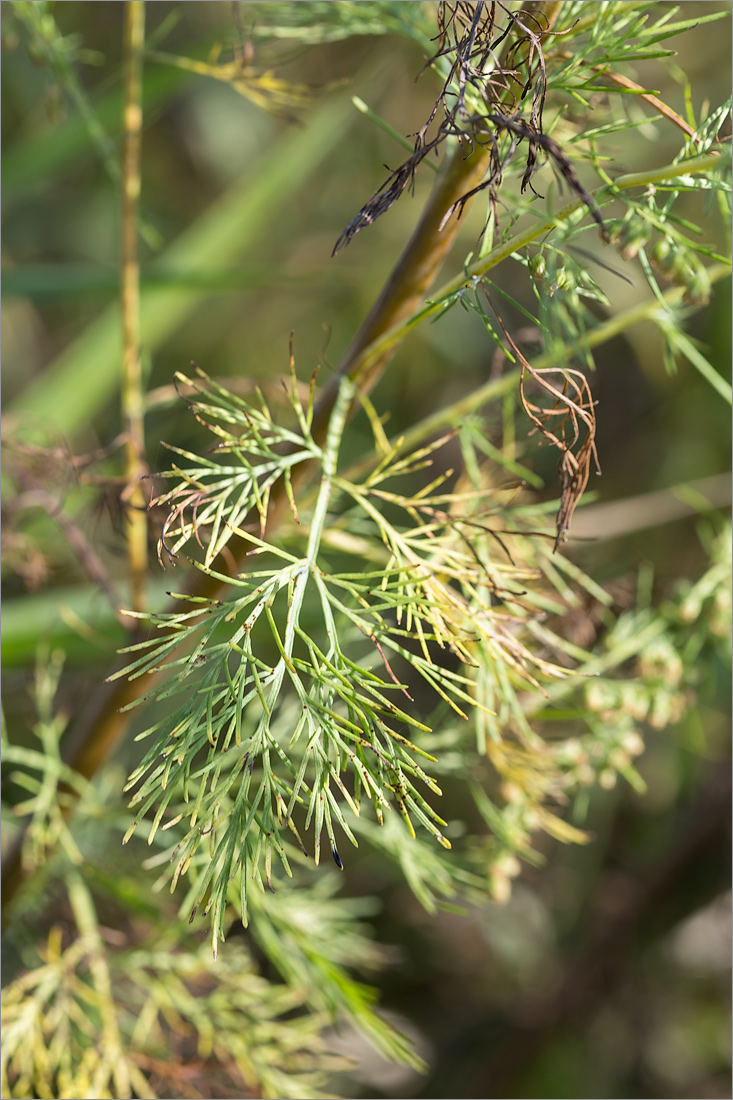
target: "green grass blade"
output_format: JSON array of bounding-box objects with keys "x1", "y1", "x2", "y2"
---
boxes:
[{"x1": 7, "y1": 94, "x2": 354, "y2": 436}]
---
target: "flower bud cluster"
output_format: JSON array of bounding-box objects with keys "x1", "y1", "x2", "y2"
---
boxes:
[
  {"x1": 551, "y1": 723, "x2": 646, "y2": 795},
  {"x1": 606, "y1": 213, "x2": 652, "y2": 260},
  {"x1": 649, "y1": 237, "x2": 711, "y2": 306},
  {"x1": 529, "y1": 248, "x2": 602, "y2": 314},
  {"x1": 605, "y1": 212, "x2": 712, "y2": 306},
  {"x1": 585, "y1": 652, "x2": 687, "y2": 733},
  {"x1": 480, "y1": 528, "x2": 730, "y2": 909}
]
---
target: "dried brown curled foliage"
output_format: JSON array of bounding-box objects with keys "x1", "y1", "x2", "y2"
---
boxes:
[
  {"x1": 522, "y1": 364, "x2": 600, "y2": 551},
  {"x1": 333, "y1": 1, "x2": 605, "y2": 255},
  {"x1": 150, "y1": 362, "x2": 310, "y2": 570},
  {"x1": 485, "y1": 289, "x2": 600, "y2": 549}
]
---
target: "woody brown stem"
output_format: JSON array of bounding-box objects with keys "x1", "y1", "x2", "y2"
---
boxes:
[{"x1": 313, "y1": 0, "x2": 562, "y2": 431}]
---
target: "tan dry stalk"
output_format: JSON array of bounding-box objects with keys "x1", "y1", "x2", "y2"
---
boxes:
[{"x1": 121, "y1": 0, "x2": 148, "y2": 614}]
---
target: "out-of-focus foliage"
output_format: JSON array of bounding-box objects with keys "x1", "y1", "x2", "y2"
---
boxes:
[{"x1": 2, "y1": 2, "x2": 731, "y2": 1098}]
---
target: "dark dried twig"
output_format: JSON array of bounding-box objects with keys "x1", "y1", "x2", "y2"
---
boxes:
[{"x1": 333, "y1": 0, "x2": 603, "y2": 255}]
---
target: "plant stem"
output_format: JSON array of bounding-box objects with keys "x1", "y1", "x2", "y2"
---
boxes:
[
  {"x1": 339, "y1": 151, "x2": 731, "y2": 389},
  {"x1": 569, "y1": 471, "x2": 732, "y2": 542},
  {"x1": 282, "y1": 378, "x2": 354, "y2": 678},
  {"x1": 121, "y1": 1, "x2": 147, "y2": 615},
  {"x1": 361, "y1": 261, "x2": 732, "y2": 464},
  {"x1": 587, "y1": 65, "x2": 695, "y2": 138},
  {"x1": 310, "y1": 0, "x2": 563, "y2": 437},
  {"x1": 352, "y1": 95, "x2": 440, "y2": 171},
  {"x1": 307, "y1": 377, "x2": 355, "y2": 563},
  {"x1": 10, "y1": 2, "x2": 160, "y2": 249}
]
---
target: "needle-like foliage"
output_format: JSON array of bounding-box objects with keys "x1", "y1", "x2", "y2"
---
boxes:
[
  {"x1": 2, "y1": 3, "x2": 731, "y2": 1097},
  {"x1": 103, "y1": 0, "x2": 731, "y2": 957},
  {"x1": 114, "y1": 360, "x2": 585, "y2": 948}
]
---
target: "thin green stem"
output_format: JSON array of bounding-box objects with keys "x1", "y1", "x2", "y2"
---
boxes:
[
  {"x1": 274, "y1": 378, "x2": 355, "y2": 705},
  {"x1": 12, "y1": 3, "x2": 121, "y2": 188},
  {"x1": 353, "y1": 260, "x2": 732, "y2": 468},
  {"x1": 343, "y1": 151, "x2": 731, "y2": 388},
  {"x1": 352, "y1": 96, "x2": 439, "y2": 171},
  {"x1": 307, "y1": 377, "x2": 355, "y2": 565},
  {"x1": 11, "y1": 1, "x2": 161, "y2": 250},
  {"x1": 608, "y1": 151, "x2": 729, "y2": 191}
]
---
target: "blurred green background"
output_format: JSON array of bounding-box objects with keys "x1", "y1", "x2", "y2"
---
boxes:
[{"x1": 2, "y1": 3, "x2": 731, "y2": 1098}]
